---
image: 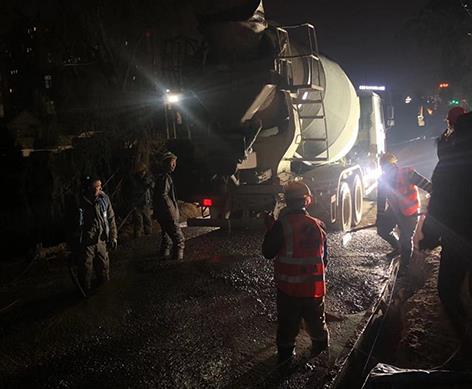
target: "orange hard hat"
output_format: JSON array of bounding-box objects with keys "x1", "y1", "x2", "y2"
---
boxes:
[
  {"x1": 380, "y1": 152, "x2": 398, "y2": 166},
  {"x1": 285, "y1": 181, "x2": 312, "y2": 201}
]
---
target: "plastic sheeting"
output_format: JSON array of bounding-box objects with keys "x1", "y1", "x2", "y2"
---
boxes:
[{"x1": 362, "y1": 363, "x2": 472, "y2": 389}]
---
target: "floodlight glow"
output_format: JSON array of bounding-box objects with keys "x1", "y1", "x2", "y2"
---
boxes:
[
  {"x1": 359, "y1": 85, "x2": 386, "y2": 91},
  {"x1": 364, "y1": 166, "x2": 382, "y2": 181},
  {"x1": 405, "y1": 96, "x2": 412, "y2": 104},
  {"x1": 166, "y1": 93, "x2": 181, "y2": 104}
]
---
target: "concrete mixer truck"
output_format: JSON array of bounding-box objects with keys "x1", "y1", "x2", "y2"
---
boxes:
[{"x1": 163, "y1": 2, "x2": 388, "y2": 231}]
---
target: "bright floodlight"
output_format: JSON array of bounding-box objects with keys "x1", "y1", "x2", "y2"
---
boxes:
[
  {"x1": 405, "y1": 96, "x2": 412, "y2": 104},
  {"x1": 359, "y1": 85, "x2": 386, "y2": 91},
  {"x1": 166, "y1": 93, "x2": 181, "y2": 104}
]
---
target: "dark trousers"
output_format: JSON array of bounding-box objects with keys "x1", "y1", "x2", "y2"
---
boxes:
[
  {"x1": 438, "y1": 244, "x2": 471, "y2": 334},
  {"x1": 159, "y1": 219, "x2": 185, "y2": 255},
  {"x1": 276, "y1": 290, "x2": 329, "y2": 360},
  {"x1": 377, "y1": 210, "x2": 418, "y2": 266},
  {"x1": 132, "y1": 206, "x2": 152, "y2": 237},
  {"x1": 79, "y1": 240, "x2": 109, "y2": 290}
]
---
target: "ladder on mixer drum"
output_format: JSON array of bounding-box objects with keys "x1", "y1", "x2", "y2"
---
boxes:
[{"x1": 274, "y1": 23, "x2": 329, "y2": 163}]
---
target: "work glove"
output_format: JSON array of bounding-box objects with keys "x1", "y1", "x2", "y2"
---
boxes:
[{"x1": 109, "y1": 239, "x2": 118, "y2": 251}]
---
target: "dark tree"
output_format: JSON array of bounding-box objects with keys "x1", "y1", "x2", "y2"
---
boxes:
[{"x1": 408, "y1": 0, "x2": 472, "y2": 104}]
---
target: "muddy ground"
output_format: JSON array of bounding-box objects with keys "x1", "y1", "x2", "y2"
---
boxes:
[
  {"x1": 372, "y1": 249, "x2": 472, "y2": 372},
  {"x1": 0, "y1": 201, "x2": 398, "y2": 389}
]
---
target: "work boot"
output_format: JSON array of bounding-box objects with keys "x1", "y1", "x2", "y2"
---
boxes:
[
  {"x1": 173, "y1": 249, "x2": 184, "y2": 261},
  {"x1": 277, "y1": 347, "x2": 296, "y2": 374},
  {"x1": 159, "y1": 248, "x2": 171, "y2": 260},
  {"x1": 277, "y1": 347, "x2": 295, "y2": 364}
]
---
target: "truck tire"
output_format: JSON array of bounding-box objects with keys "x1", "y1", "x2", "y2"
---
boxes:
[
  {"x1": 335, "y1": 182, "x2": 352, "y2": 231},
  {"x1": 351, "y1": 175, "x2": 363, "y2": 226}
]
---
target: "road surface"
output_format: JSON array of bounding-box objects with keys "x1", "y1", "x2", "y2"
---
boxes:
[{"x1": 0, "y1": 203, "x2": 396, "y2": 389}]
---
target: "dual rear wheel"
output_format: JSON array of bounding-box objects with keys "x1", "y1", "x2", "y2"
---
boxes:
[{"x1": 335, "y1": 175, "x2": 363, "y2": 232}]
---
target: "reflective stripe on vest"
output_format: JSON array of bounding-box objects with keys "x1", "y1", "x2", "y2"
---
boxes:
[{"x1": 275, "y1": 214, "x2": 326, "y2": 298}]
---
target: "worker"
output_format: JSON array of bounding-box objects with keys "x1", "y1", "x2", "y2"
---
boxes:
[
  {"x1": 77, "y1": 177, "x2": 117, "y2": 292},
  {"x1": 422, "y1": 107, "x2": 466, "y2": 252},
  {"x1": 262, "y1": 181, "x2": 329, "y2": 368},
  {"x1": 129, "y1": 162, "x2": 154, "y2": 238},
  {"x1": 153, "y1": 151, "x2": 184, "y2": 261},
  {"x1": 436, "y1": 106, "x2": 465, "y2": 160},
  {"x1": 376, "y1": 152, "x2": 432, "y2": 272},
  {"x1": 420, "y1": 112, "x2": 472, "y2": 336},
  {"x1": 429, "y1": 107, "x2": 465, "y2": 208}
]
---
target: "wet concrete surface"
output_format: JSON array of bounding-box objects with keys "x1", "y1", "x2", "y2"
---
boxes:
[{"x1": 0, "y1": 210, "x2": 394, "y2": 389}]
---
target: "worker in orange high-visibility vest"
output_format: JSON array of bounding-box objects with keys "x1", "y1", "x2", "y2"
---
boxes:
[
  {"x1": 262, "y1": 182, "x2": 329, "y2": 367},
  {"x1": 377, "y1": 152, "x2": 432, "y2": 272}
]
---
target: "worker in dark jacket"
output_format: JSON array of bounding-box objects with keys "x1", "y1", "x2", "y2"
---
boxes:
[
  {"x1": 129, "y1": 162, "x2": 154, "y2": 238},
  {"x1": 262, "y1": 182, "x2": 329, "y2": 367},
  {"x1": 377, "y1": 152, "x2": 432, "y2": 271},
  {"x1": 154, "y1": 151, "x2": 184, "y2": 260},
  {"x1": 436, "y1": 106, "x2": 465, "y2": 160},
  {"x1": 77, "y1": 177, "x2": 117, "y2": 292},
  {"x1": 420, "y1": 112, "x2": 472, "y2": 336}
]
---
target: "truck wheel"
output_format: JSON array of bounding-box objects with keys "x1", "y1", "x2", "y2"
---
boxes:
[
  {"x1": 335, "y1": 182, "x2": 352, "y2": 231},
  {"x1": 351, "y1": 175, "x2": 363, "y2": 226}
]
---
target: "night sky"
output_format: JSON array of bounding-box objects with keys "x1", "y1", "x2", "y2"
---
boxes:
[
  {"x1": 265, "y1": 0, "x2": 439, "y2": 97},
  {"x1": 0, "y1": 0, "x2": 448, "y2": 145}
]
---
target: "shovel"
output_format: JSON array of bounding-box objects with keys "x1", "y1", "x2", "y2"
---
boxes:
[{"x1": 342, "y1": 223, "x2": 377, "y2": 246}]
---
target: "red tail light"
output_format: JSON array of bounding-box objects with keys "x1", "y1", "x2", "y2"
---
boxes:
[{"x1": 202, "y1": 198, "x2": 213, "y2": 207}]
